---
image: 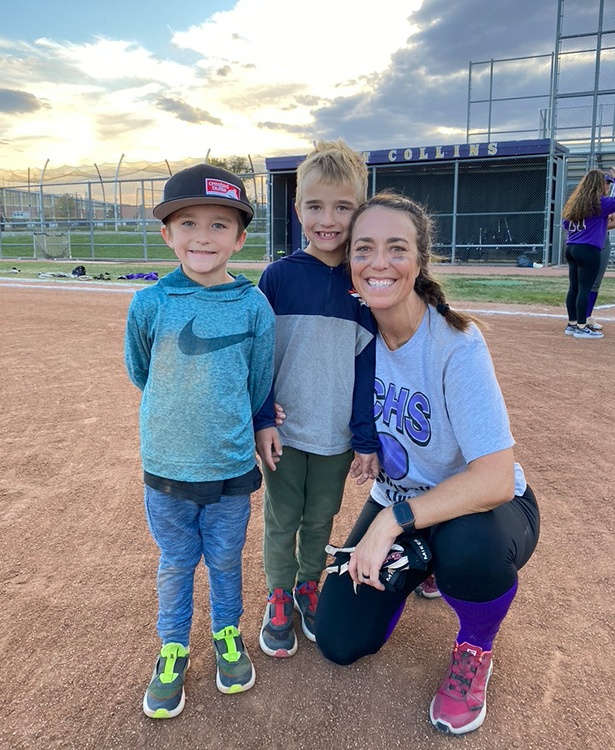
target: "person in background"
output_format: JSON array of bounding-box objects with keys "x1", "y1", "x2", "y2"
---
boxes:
[
  {"x1": 584, "y1": 219, "x2": 615, "y2": 333},
  {"x1": 563, "y1": 168, "x2": 615, "y2": 339}
]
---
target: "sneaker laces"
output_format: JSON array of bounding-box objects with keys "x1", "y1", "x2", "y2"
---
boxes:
[
  {"x1": 158, "y1": 642, "x2": 188, "y2": 684},
  {"x1": 446, "y1": 644, "x2": 484, "y2": 699},
  {"x1": 213, "y1": 626, "x2": 242, "y2": 663}
]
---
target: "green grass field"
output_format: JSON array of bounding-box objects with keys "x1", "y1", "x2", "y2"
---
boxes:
[
  {"x1": 440, "y1": 274, "x2": 615, "y2": 305},
  {"x1": 0, "y1": 260, "x2": 263, "y2": 287},
  {"x1": 0, "y1": 231, "x2": 267, "y2": 262},
  {"x1": 3, "y1": 259, "x2": 614, "y2": 306}
]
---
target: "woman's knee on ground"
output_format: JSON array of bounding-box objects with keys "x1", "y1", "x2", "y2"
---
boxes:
[{"x1": 315, "y1": 626, "x2": 369, "y2": 666}]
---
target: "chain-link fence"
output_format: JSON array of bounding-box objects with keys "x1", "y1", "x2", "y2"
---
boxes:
[
  {"x1": 551, "y1": 0, "x2": 615, "y2": 154},
  {"x1": 0, "y1": 160, "x2": 269, "y2": 263},
  {"x1": 270, "y1": 153, "x2": 553, "y2": 266},
  {"x1": 370, "y1": 157, "x2": 548, "y2": 264}
]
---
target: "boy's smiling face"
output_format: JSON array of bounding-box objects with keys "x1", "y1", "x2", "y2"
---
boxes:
[
  {"x1": 161, "y1": 204, "x2": 246, "y2": 287},
  {"x1": 295, "y1": 181, "x2": 359, "y2": 266}
]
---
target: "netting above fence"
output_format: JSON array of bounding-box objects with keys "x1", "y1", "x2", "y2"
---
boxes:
[{"x1": 0, "y1": 155, "x2": 269, "y2": 189}]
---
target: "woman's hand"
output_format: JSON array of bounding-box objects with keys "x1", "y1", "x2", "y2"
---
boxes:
[{"x1": 347, "y1": 507, "x2": 401, "y2": 591}]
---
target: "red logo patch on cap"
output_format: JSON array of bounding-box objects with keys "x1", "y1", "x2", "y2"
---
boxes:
[{"x1": 205, "y1": 178, "x2": 240, "y2": 201}]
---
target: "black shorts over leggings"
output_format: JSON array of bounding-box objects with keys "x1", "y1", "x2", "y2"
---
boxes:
[{"x1": 314, "y1": 486, "x2": 539, "y2": 666}]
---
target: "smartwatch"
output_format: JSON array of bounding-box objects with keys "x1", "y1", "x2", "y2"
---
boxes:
[{"x1": 392, "y1": 500, "x2": 416, "y2": 532}]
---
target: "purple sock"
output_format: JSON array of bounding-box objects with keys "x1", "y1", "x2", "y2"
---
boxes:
[
  {"x1": 587, "y1": 291, "x2": 598, "y2": 318},
  {"x1": 384, "y1": 600, "x2": 406, "y2": 642},
  {"x1": 440, "y1": 580, "x2": 518, "y2": 652}
]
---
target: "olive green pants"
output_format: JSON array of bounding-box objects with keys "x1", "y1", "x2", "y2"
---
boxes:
[{"x1": 262, "y1": 446, "x2": 353, "y2": 592}]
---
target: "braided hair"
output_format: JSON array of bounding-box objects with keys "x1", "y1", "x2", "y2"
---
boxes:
[{"x1": 348, "y1": 192, "x2": 480, "y2": 332}]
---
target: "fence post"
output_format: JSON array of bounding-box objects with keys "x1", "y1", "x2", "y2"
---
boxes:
[
  {"x1": 39, "y1": 159, "x2": 49, "y2": 231},
  {"x1": 266, "y1": 173, "x2": 273, "y2": 262},
  {"x1": 113, "y1": 154, "x2": 124, "y2": 231},
  {"x1": 451, "y1": 161, "x2": 459, "y2": 265},
  {"x1": 141, "y1": 180, "x2": 148, "y2": 260},
  {"x1": 88, "y1": 182, "x2": 95, "y2": 259}
]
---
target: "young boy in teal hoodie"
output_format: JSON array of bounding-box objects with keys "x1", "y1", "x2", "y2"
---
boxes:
[{"x1": 125, "y1": 164, "x2": 275, "y2": 718}]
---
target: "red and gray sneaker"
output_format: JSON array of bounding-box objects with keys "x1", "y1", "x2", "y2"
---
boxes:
[
  {"x1": 429, "y1": 641, "x2": 494, "y2": 735},
  {"x1": 415, "y1": 574, "x2": 441, "y2": 599},
  {"x1": 259, "y1": 588, "x2": 298, "y2": 657},
  {"x1": 293, "y1": 580, "x2": 319, "y2": 641}
]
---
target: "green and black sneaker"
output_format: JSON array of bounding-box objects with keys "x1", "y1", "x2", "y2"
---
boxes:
[
  {"x1": 213, "y1": 626, "x2": 256, "y2": 694},
  {"x1": 143, "y1": 642, "x2": 190, "y2": 719}
]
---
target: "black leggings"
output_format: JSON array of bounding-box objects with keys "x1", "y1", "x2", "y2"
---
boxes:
[
  {"x1": 566, "y1": 243, "x2": 602, "y2": 324},
  {"x1": 315, "y1": 486, "x2": 539, "y2": 666}
]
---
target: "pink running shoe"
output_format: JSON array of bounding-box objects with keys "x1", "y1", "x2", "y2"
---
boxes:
[
  {"x1": 415, "y1": 574, "x2": 441, "y2": 599},
  {"x1": 429, "y1": 642, "x2": 494, "y2": 735}
]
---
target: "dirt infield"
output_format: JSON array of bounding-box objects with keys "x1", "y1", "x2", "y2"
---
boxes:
[{"x1": 2, "y1": 282, "x2": 614, "y2": 750}]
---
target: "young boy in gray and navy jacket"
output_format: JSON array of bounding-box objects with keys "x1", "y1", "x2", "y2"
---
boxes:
[
  {"x1": 125, "y1": 164, "x2": 275, "y2": 718},
  {"x1": 254, "y1": 140, "x2": 379, "y2": 657}
]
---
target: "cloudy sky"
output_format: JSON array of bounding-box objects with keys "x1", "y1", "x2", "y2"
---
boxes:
[{"x1": 1, "y1": 0, "x2": 559, "y2": 169}]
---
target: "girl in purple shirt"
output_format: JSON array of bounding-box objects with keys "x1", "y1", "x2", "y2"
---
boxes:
[{"x1": 562, "y1": 168, "x2": 615, "y2": 339}]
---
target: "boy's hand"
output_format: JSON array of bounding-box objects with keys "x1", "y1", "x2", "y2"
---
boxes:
[
  {"x1": 256, "y1": 427, "x2": 283, "y2": 471},
  {"x1": 274, "y1": 402, "x2": 286, "y2": 427},
  {"x1": 349, "y1": 451, "x2": 379, "y2": 485}
]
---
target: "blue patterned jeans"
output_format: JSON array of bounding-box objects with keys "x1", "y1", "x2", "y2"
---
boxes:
[{"x1": 144, "y1": 486, "x2": 251, "y2": 645}]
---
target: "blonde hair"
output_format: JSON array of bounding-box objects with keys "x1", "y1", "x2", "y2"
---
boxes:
[
  {"x1": 348, "y1": 192, "x2": 482, "y2": 333},
  {"x1": 563, "y1": 169, "x2": 609, "y2": 223},
  {"x1": 295, "y1": 139, "x2": 368, "y2": 206}
]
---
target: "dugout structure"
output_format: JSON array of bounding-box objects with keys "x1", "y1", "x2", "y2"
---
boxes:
[{"x1": 267, "y1": 139, "x2": 568, "y2": 265}]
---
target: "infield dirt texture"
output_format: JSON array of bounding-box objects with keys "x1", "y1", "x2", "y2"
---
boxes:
[{"x1": 1, "y1": 276, "x2": 614, "y2": 750}]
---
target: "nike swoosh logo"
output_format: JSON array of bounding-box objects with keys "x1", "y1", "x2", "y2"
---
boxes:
[{"x1": 178, "y1": 317, "x2": 255, "y2": 356}]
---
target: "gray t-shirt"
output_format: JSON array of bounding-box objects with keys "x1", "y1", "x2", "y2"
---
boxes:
[{"x1": 371, "y1": 306, "x2": 526, "y2": 507}]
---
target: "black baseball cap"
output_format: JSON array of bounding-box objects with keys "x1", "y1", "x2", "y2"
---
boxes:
[{"x1": 153, "y1": 163, "x2": 254, "y2": 226}]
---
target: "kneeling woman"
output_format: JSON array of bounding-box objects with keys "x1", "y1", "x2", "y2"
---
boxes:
[{"x1": 314, "y1": 193, "x2": 539, "y2": 736}]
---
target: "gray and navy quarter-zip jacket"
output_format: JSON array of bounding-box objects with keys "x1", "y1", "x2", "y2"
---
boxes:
[
  {"x1": 125, "y1": 266, "x2": 275, "y2": 482},
  {"x1": 253, "y1": 250, "x2": 379, "y2": 456}
]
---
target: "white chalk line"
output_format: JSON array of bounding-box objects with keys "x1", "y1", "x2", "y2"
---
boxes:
[
  {"x1": 0, "y1": 278, "x2": 139, "y2": 293},
  {"x1": 461, "y1": 302, "x2": 615, "y2": 319},
  {"x1": 461, "y1": 308, "x2": 560, "y2": 319},
  {"x1": 2, "y1": 278, "x2": 614, "y2": 318}
]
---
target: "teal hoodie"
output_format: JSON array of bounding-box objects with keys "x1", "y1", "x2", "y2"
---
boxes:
[{"x1": 125, "y1": 267, "x2": 275, "y2": 482}]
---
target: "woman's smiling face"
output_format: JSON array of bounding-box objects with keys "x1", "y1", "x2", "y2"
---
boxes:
[{"x1": 349, "y1": 205, "x2": 422, "y2": 313}]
